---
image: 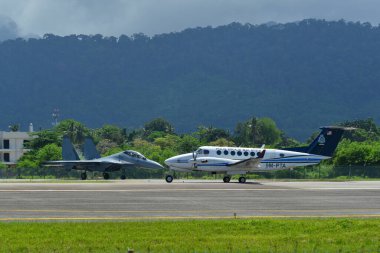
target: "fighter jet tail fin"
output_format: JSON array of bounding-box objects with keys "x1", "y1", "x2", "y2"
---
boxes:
[
  {"x1": 62, "y1": 136, "x2": 80, "y2": 160},
  {"x1": 83, "y1": 137, "x2": 101, "y2": 160}
]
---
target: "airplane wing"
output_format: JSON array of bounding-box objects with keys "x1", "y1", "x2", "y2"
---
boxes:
[
  {"x1": 227, "y1": 150, "x2": 266, "y2": 169},
  {"x1": 42, "y1": 160, "x2": 133, "y2": 167}
]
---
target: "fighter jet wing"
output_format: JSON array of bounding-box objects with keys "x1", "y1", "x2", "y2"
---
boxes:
[
  {"x1": 42, "y1": 160, "x2": 133, "y2": 167},
  {"x1": 227, "y1": 150, "x2": 266, "y2": 169}
]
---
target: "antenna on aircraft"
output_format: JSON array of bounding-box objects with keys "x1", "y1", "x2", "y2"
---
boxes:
[{"x1": 52, "y1": 108, "x2": 60, "y2": 126}]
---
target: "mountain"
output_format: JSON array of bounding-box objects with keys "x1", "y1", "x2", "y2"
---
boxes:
[{"x1": 0, "y1": 19, "x2": 379, "y2": 140}]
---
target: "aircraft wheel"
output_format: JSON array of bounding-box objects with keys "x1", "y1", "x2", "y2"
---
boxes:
[
  {"x1": 80, "y1": 172, "x2": 87, "y2": 180},
  {"x1": 238, "y1": 176, "x2": 246, "y2": 183},
  {"x1": 223, "y1": 176, "x2": 231, "y2": 183},
  {"x1": 165, "y1": 175, "x2": 173, "y2": 183},
  {"x1": 103, "y1": 172, "x2": 110, "y2": 180},
  {"x1": 120, "y1": 175, "x2": 126, "y2": 180}
]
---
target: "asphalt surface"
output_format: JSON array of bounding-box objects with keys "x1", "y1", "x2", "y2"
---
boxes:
[{"x1": 0, "y1": 180, "x2": 379, "y2": 221}]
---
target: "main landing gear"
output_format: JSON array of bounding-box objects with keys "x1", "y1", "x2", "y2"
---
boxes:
[
  {"x1": 120, "y1": 174, "x2": 126, "y2": 180},
  {"x1": 238, "y1": 176, "x2": 246, "y2": 183},
  {"x1": 223, "y1": 176, "x2": 247, "y2": 183},
  {"x1": 165, "y1": 175, "x2": 174, "y2": 183},
  {"x1": 103, "y1": 172, "x2": 110, "y2": 180},
  {"x1": 223, "y1": 176, "x2": 231, "y2": 183},
  {"x1": 80, "y1": 172, "x2": 87, "y2": 180}
]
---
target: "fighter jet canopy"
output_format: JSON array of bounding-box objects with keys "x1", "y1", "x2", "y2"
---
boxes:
[{"x1": 124, "y1": 150, "x2": 147, "y2": 160}]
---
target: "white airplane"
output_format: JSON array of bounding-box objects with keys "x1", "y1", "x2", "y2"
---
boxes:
[{"x1": 164, "y1": 126, "x2": 353, "y2": 183}]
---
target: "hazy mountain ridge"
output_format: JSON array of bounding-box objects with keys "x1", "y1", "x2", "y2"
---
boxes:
[{"x1": 1, "y1": 19, "x2": 379, "y2": 140}]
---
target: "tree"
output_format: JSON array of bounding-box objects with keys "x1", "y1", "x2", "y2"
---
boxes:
[
  {"x1": 178, "y1": 135, "x2": 200, "y2": 153},
  {"x1": 95, "y1": 125, "x2": 125, "y2": 145},
  {"x1": 333, "y1": 140, "x2": 380, "y2": 166},
  {"x1": 209, "y1": 138, "x2": 235, "y2": 147},
  {"x1": 339, "y1": 118, "x2": 380, "y2": 142},
  {"x1": 55, "y1": 119, "x2": 89, "y2": 144},
  {"x1": 234, "y1": 117, "x2": 282, "y2": 146},
  {"x1": 96, "y1": 139, "x2": 119, "y2": 155},
  {"x1": 27, "y1": 130, "x2": 60, "y2": 149},
  {"x1": 35, "y1": 144, "x2": 62, "y2": 165},
  {"x1": 8, "y1": 124, "x2": 19, "y2": 132},
  {"x1": 196, "y1": 126, "x2": 231, "y2": 143},
  {"x1": 144, "y1": 118, "x2": 174, "y2": 135}
]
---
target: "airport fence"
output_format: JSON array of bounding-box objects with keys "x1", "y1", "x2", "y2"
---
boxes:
[
  {"x1": 0, "y1": 165, "x2": 379, "y2": 180},
  {"x1": 0, "y1": 166, "x2": 165, "y2": 180}
]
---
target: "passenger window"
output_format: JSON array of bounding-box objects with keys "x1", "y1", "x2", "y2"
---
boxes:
[
  {"x1": 224, "y1": 150, "x2": 228, "y2": 155},
  {"x1": 217, "y1": 150, "x2": 221, "y2": 155},
  {"x1": 279, "y1": 153, "x2": 285, "y2": 158},
  {"x1": 237, "y1": 151, "x2": 242, "y2": 156},
  {"x1": 231, "y1": 151, "x2": 236, "y2": 156},
  {"x1": 250, "y1": 152, "x2": 255, "y2": 157},
  {"x1": 244, "y1": 151, "x2": 248, "y2": 156},
  {"x1": 204, "y1": 150, "x2": 210, "y2": 155}
]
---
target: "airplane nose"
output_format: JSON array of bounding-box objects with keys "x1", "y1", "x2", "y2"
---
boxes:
[{"x1": 164, "y1": 158, "x2": 173, "y2": 166}]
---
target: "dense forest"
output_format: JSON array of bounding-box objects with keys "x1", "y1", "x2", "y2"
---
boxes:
[
  {"x1": 1, "y1": 19, "x2": 380, "y2": 140},
  {"x1": 1, "y1": 117, "x2": 380, "y2": 179}
]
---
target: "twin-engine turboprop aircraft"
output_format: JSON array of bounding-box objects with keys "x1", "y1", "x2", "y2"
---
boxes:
[
  {"x1": 164, "y1": 126, "x2": 353, "y2": 183},
  {"x1": 43, "y1": 137, "x2": 163, "y2": 180}
]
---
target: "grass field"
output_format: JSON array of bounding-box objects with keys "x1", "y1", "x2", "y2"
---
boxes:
[{"x1": 0, "y1": 219, "x2": 379, "y2": 252}]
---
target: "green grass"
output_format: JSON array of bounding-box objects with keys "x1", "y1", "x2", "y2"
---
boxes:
[{"x1": 0, "y1": 219, "x2": 379, "y2": 252}]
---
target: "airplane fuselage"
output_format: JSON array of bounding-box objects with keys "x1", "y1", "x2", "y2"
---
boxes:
[{"x1": 165, "y1": 146, "x2": 330, "y2": 174}]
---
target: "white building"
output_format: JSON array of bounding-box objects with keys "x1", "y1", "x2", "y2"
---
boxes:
[{"x1": 0, "y1": 126, "x2": 33, "y2": 166}]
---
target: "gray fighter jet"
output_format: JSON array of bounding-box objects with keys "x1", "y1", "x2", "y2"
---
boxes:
[{"x1": 43, "y1": 136, "x2": 163, "y2": 180}]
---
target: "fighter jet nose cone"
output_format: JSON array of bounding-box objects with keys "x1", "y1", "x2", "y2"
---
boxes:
[{"x1": 150, "y1": 160, "x2": 164, "y2": 169}]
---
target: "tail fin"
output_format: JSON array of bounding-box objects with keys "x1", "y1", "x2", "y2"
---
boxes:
[
  {"x1": 284, "y1": 126, "x2": 354, "y2": 157},
  {"x1": 62, "y1": 136, "x2": 80, "y2": 160},
  {"x1": 83, "y1": 137, "x2": 101, "y2": 160}
]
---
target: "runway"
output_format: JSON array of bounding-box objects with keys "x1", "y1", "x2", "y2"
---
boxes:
[{"x1": 0, "y1": 180, "x2": 379, "y2": 221}]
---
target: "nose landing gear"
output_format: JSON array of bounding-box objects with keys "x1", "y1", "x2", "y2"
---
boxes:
[
  {"x1": 80, "y1": 172, "x2": 87, "y2": 180},
  {"x1": 165, "y1": 175, "x2": 174, "y2": 183},
  {"x1": 103, "y1": 172, "x2": 110, "y2": 180}
]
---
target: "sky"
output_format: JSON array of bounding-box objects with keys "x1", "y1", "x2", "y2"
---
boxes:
[{"x1": 0, "y1": 0, "x2": 379, "y2": 41}]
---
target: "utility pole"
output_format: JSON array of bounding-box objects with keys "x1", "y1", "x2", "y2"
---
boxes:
[{"x1": 52, "y1": 108, "x2": 60, "y2": 126}]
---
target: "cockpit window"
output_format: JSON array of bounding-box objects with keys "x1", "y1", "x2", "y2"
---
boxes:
[
  {"x1": 124, "y1": 151, "x2": 146, "y2": 160},
  {"x1": 196, "y1": 149, "x2": 209, "y2": 155}
]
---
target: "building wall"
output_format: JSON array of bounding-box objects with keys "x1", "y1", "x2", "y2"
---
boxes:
[{"x1": 0, "y1": 131, "x2": 32, "y2": 166}]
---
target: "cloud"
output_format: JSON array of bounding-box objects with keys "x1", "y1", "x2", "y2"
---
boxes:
[
  {"x1": 0, "y1": 0, "x2": 379, "y2": 37},
  {"x1": 0, "y1": 15, "x2": 19, "y2": 41}
]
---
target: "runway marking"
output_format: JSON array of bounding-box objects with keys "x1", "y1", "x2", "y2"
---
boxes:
[
  {"x1": 0, "y1": 188, "x2": 379, "y2": 192},
  {"x1": 0, "y1": 208, "x2": 380, "y2": 213},
  {"x1": 1, "y1": 214, "x2": 380, "y2": 221}
]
